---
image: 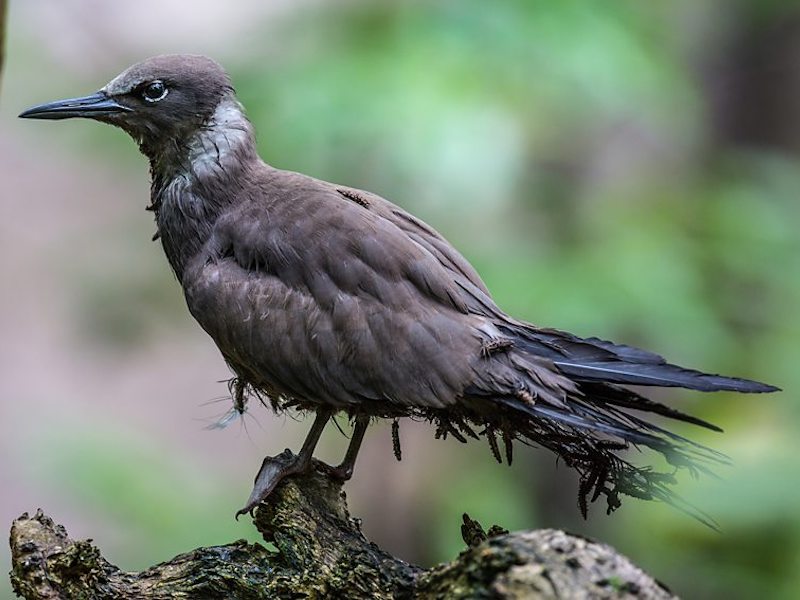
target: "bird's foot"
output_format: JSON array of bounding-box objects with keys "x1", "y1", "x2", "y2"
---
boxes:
[
  {"x1": 236, "y1": 449, "x2": 311, "y2": 519},
  {"x1": 315, "y1": 460, "x2": 355, "y2": 482}
]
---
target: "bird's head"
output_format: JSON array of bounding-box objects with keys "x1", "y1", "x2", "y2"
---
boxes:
[{"x1": 20, "y1": 55, "x2": 237, "y2": 160}]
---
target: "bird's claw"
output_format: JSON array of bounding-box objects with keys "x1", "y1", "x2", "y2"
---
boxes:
[
  {"x1": 235, "y1": 449, "x2": 308, "y2": 519},
  {"x1": 314, "y1": 459, "x2": 354, "y2": 482}
]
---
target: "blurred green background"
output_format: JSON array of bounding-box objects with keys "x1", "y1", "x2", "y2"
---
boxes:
[{"x1": 1, "y1": 1, "x2": 798, "y2": 598}]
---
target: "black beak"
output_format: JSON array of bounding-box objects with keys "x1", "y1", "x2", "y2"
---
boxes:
[{"x1": 19, "y1": 91, "x2": 131, "y2": 120}]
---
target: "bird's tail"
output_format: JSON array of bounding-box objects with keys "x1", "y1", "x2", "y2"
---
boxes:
[
  {"x1": 505, "y1": 325, "x2": 778, "y2": 393},
  {"x1": 448, "y1": 325, "x2": 778, "y2": 525}
]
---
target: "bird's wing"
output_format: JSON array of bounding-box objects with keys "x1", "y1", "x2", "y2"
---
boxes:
[
  {"x1": 333, "y1": 184, "x2": 492, "y2": 296},
  {"x1": 181, "y1": 171, "x2": 497, "y2": 410}
]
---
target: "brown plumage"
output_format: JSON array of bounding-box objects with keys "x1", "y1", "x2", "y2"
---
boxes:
[{"x1": 20, "y1": 55, "x2": 778, "y2": 522}]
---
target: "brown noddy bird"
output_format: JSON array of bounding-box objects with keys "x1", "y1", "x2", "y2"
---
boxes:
[{"x1": 20, "y1": 55, "x2": 778, "y2": 522}]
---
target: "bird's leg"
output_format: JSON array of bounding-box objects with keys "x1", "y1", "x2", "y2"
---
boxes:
[
  {"x1": 236, "y1": 408, "x2": 332, "y2": 518},
  {"x1": 318, "y1": 415, "x2": 369, "y2": 481}
]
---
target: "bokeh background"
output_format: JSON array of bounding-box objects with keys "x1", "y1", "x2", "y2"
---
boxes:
[{"x1": 1, "y1": 1, "x2": 799, "y2": 598}]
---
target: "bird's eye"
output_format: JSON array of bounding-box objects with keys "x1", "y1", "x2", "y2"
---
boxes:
[{"x1": 142, "y1": 81, "x2": 168, "y2": 103}]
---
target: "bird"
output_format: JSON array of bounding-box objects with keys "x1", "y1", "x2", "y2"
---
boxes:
[{"x1": 20, "y1": 55, "x2": 778, "y2": 522}]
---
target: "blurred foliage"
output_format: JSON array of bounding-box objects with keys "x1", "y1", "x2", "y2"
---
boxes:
[
  {"x1": 0, "y1": 0, "x2": 6, "y2": 81},
  {"x1": 27, "y1": 420, "x2": 265, "y2": 568},
  {"x1": 6, "y1": 1, "x2": 800, "y2": 599}
]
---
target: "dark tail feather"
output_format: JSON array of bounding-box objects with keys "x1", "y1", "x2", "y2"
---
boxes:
[
  {"x1": 504, "y1": 326, "x2": 779, "y2": 393},
  {"x1": 553, "y1": 359, "x2": 777, "y2": 393},
  {"x1": 579, "y1": 381, "x2": 723, "y2": 432}
]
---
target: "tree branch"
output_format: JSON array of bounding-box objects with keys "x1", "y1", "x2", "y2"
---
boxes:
[{"x1": 10, "y1": 466, "x2": 675, "y2": 599}]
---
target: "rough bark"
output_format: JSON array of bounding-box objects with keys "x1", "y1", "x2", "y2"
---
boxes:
[{"x1": 9, "y1": 466, "x2": 675, "y2": 599}]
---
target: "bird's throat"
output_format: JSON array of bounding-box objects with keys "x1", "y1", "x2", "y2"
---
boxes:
[{"x1": 148, "y1": 98, "x2": 258, "y2": 279}]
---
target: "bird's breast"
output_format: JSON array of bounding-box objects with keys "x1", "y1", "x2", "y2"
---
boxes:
[
  {"x1": 180, "y1": 253, "x2": 491, "y2": 412},
  {"x1": 153, "y1": 178, "x2": 217, "y2": 280}
]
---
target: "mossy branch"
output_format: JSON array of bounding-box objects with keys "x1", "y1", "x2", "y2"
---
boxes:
[{"x1": 9, "y1": 467, "x2": 675, "y2": 599}]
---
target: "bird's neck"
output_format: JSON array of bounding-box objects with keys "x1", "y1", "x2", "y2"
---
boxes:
[{"x1": 148, "y1": 97, "x2": 260, "y2": 280}]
